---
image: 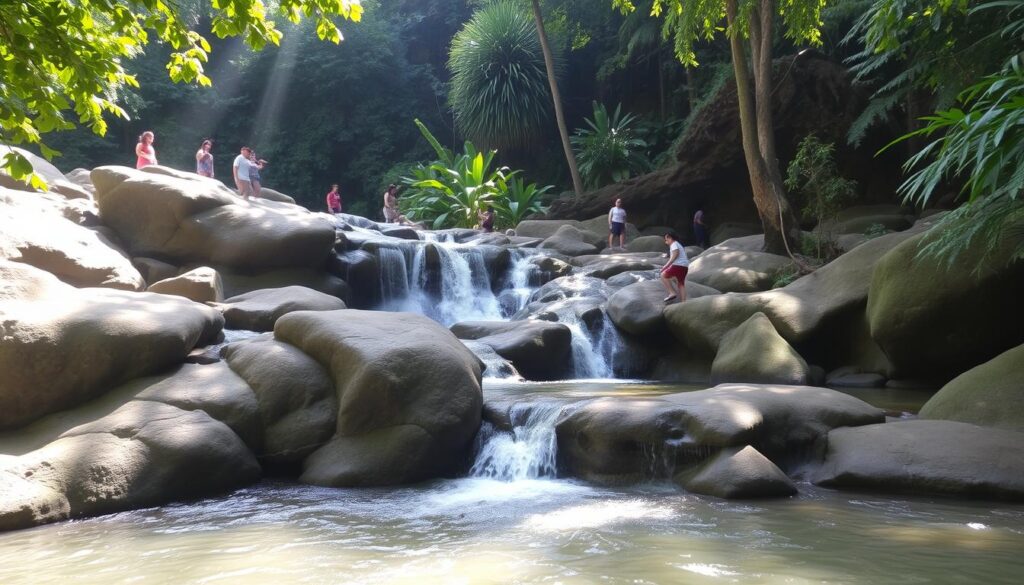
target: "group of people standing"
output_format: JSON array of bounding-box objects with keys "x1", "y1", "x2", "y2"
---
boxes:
[
  {"x1": 134, "y1": 131, "x2": 268, "y2": 200},
  {"x1": 606, "y1": 198, "x2": 709, "y2": 305}
]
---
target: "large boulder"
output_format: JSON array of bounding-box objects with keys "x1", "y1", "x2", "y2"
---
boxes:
[
  {"x1": 274, "y1": 310, "x2": 483, "y2": 486},
  {"x1": 556, "y1": 384, "x2": 883, "y2": 484},
  {"x1": 91, "y1": 166, "x2": 335, "y2": 272},
  {"x1": 918, "y1": 344, "x2": 1024, "y2": 432},
  {"x1": 0, "y1": 147, "x2": 66, "y2": 192},
  {"x1": 814, "y1": 420, "x2": 1024, "y2": 501},
  {"x1": 258, "y1": 187, "x2": 297, "y2": 205},
  {"x1": 677, "y1": 445, "x2": 797, "y2": 499},
  {"x1": 710, "y1": 313, "x2": 810, "y2": 385},
  {"x1": 867, "y1": 223, "x2": 1024, "y2": 380},
  {"x1": 538, "y1": 225, "x2": 600, "y2": 257},
  {"x1": 572, "y1": 253, "x2": 663, "y2": 279},
  {"x1": 515, "y1": 219, "x2": 585, "y2": 240},
  {"x1": 625, "y1": 235, "x2": 668, "y2": 254},
  {"x1": 218, "y1": 267, "x2": 350, "y2": 301},
  {"x1": 816, "y1": 204, "x2": 914, "y2": 235},
  {"x1": 216, "y1": 286, "x2": 347, "y2": 332},
  {"x1": 607, "y1": 279, "x2": 719, "y2": 337},
  {"x1": 450, "y1": 320, "x2": 573, "y2": 381},
  {"x1": 578, "y1": 214, "x2": 640, "y2": 242},
  {"x1": 0, "y1": 261, "x2": 223, "y2": 429},
  {"x1": 686, "y1": 249, "x2": 792, "y2": 293},
  {"x1": 1, "y1": 187, "x2": 144, "y2": 291},
  {"x1": 147, "y1": 266, "x2": 223, "y2": 303},
  {"x1": 223, "y1": 336, "x2": 337, "y2": 464},
  {"x1": 665, "y1": 225, "x2": 934, "y2": 355}
]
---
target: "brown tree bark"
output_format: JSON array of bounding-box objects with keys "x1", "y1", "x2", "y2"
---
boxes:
[
  {"x1": 531, "y1": 0, "x2": 584, "y2": 196},
  {"x1": 726, "y1": 0, "x2": 799, "y2": 255}
]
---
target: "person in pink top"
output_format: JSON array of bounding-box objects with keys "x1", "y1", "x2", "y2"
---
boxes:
[
  {"x1": 326, "y1": 184, "x2": 342, "y2": 214},
  {"x1": 135, "y1": 131, "x2": 157, "y2": 169}
]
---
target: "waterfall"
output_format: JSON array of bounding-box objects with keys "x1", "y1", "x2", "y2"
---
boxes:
[
  {"x1": 470, "y1": 402, "x2": 564, "y2": 480},
  {"x1": 503, "y1": 249, "x2": 539, "y2": 316},
  {"x1": 378, "y1": 247, "x2": 410, "y2": 303},
  {"x1": 563, "y1": 319, "x2": 612, "y2": 379}
]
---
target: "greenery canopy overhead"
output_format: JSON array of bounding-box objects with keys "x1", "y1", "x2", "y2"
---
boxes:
[{"x1": 0, "y1": 0, "x2": 363, "y2": 186}]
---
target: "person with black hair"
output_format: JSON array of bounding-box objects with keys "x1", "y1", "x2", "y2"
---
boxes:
[{"x1": 660, "y1": 231, "x2": 690, "y2": 303}]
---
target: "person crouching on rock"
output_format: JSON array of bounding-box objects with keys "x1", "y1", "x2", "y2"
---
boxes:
[{"x1": 661, "y1": 231, "x2": 690, "y2": 303}]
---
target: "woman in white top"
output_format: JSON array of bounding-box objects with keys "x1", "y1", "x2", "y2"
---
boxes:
[
  {"x1": 608, "y1": 198, "x2": 627, "y2": 248},
  {"x1": 660, "y1": 231, "x2": 689, "y2": 303}
]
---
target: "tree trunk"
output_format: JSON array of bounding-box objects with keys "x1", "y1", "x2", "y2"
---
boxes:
[
  {"x1": 726, "y1": 0, "x2": 799, "y2": 255},
  {"x1": 685, "y1": 66, "x2": 698, "y2": 114},
  {"x1": 531, "y1": 0, "x2": 584, "y2": 196}
]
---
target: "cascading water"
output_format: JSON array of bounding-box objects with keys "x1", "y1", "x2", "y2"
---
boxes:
[
  {"x1": 502, "y1": 249, "x2": 539, "y2": 315},
  {"x1": 470, "y1": 402, "x2": 564, "y2": 480},
  {"x1": 378, "y1": 247, "x2": 410, "y2": 302}
]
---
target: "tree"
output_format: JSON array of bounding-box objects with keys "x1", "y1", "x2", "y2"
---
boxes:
[
  {"x1": 531, "y1": 0, "x2": 584, "y2": 196},
  {"x1": 612, "y1": 0, "x2": 825, "y2": 254},
  {"x1": 0, "y1": 0, "x2": 363, "y2": 186}
]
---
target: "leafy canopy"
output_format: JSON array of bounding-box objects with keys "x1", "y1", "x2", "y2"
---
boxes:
[
  {"x1": 571, "y1": 102, "x2": 651, "y2": 189},
  {"x1": 611, "y1": 0, "x2": 828, "y2": 66},
  {"x1": 0, "y1": 0, "x2": 363, "y2": 186}
]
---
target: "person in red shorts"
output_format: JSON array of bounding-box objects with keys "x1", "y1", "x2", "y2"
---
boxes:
[{"x1": 660, "y1": 231, "x2": 690, "y2": 303}]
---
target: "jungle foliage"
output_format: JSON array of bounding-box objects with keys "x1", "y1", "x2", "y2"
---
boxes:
[{"x1": 571, "y1": 102, "x2": 652, "y2": 189}]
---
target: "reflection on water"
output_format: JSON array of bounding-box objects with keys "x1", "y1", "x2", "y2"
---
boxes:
[
  {"x1": 0, "y1": 480, "x2": 1021, "y2": 585},
  {"x1": 0, "y1": 380, "x2": 1010, "y2": 584}
]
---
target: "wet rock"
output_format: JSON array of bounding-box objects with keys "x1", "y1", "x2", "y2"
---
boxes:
[
  {"x1": 918, "y1": 344, "x2": 1024, "y2": 432},
  {"x1": 677, "y1": 445, "x2": 797, "y2": 499},
  {"x1": 215, "y1": 286, "x2": 346, "y2": 332},
  {"x1": 605, "y1": 269, "x2": 658, "y2": 289},
  {"x1": 328, "y1": 249, "x2": 379, "y2": 308},
  {"x1": 450, "y1": 320, "x2": 573, "y2": 381},
  {"x1": 710, "y1": 313, "x2": 809, "y2": 385},
  {"x1": 379, "y1": 226, "x2": 420, "y2": 240},
  {"x1": 0, "y1": 261, "x2": 223, "y2": 430},
  {"x1": 814, "y1": 420, "x2": 1024, "y2": 501},
  {"x1": 555, "y1": 383, "x2": 883, "y2": 485},
  {"x1": 275, "y1": 310, "x2": 482, "y2": 486},
  {"x1": 148, "y1": 266, "x2": 223, "y2": 303},
  {"x1": 572, "y1": 253, "x2": 663, "y2": 279},
  {"x1": 223, "y1": 336, "x2": 337, "y2": 465}
]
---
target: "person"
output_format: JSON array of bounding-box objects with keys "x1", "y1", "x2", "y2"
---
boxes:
[
  {"x1": 693, "y1": 208, "x2": 709, "y2": 248},
  {"x1": 478, "y1": 206, "x2": 495, "y2": 232},
  {"x1": 233, "y1": 146, "x2": 255, "y2": 199},
  {"x1": 326, "y1": 184, "x2": 342, "y2": 214},
  {"x1": 608, "y1": 198, "x2": 627, "y2": 248},
  {"x1": 135, "y1": 131, "x2": 157, "y2": 169},
  {"x1": 248, "y1": 151, "x2": 266, "y2": 198},
  {"x1": 195, "y1": 139, "x2": 214, "y2": 177},
  {"x1": 382, "y1": 184, "x2": 400, "y2": 223},
  {"x1": 660, "y1": 231, "x2": 690, "y2": 303}
]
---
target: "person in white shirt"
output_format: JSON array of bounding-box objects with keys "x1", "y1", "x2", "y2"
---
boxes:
[
  {"x1": 608, "y1": 198, "x2": 627, "y2": 248},
  {"x1": 660, "y1": 231, "x2": 689, "y2": 303},
  {"x1": 233, "y1": 146, "x2": 255, "y2": 199}
]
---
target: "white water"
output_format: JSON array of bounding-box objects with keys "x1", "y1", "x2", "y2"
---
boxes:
[{"x1": 470, "y1": 402, "x2": 564, "y2": 480}]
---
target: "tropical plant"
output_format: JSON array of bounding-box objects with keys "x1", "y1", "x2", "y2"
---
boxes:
[
  {"x1": 571, "y1": 102, "x2": 652, "y2": 188},
  {"x1": 448, "y1": 0, "x2": 553, "y2": 149},
  {"x1": 785, "y1": 134, "x2": 857, "y2": 259},
  {"x1": 491, "y1": 177, "x2": 552, "y2": 227},
  {"x1": 885, "y1": 0, "x2": 1024, "y2": 267},
  {"x1": 0, "y1": 0, "x2": 363, "y2": 186},
  {"x1": 612, "y1": 0, "x2": 829, "y2": 255}
]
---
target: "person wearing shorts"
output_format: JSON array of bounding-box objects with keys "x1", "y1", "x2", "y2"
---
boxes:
[
  {"x1": 608, "y1": 198, "x2": 627, "y2": 248},
  {"x1": 233, "y1": 146, "x2": 255, "y2": 199},
  {"x1": 661, "y1": 231, "x2": 689, "y2": 303}
]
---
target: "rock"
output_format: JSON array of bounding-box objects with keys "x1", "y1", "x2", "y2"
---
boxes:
[
  {"x1": 625, "y1": 235, "x2": 667, "y2": 253},
  {"x1": 530, "y1": 254, "x2": 573, "y2": 281},
  {"x1": 816, "y1": 204, "x2": 914, "y2": 235},
  {"x1": 607, "y1": 280, "x2": 720, "y2": 337},
  {"x1": 605, "y1": 269, "x2": 658, "y2": 289},
  {"x1": 1, "y1": 187, "x2": 145, "y2": 291},
  {"x1": 918, "y1": 344, "x2": 1024, "y2": 432},
  {"x1": 514, "y1": 219, "x2": 585, "y2": 240},
  {"x1": 379, "y1": 226, "x2": 420, "y2": 240},
  {"x1": 329, "y1": 250, "x2": 379, "y2": 308},
  {"x1": 538, "y1": 225, "x2": 600, "y2": 256},
  {"x1": 578, "y1": 214, "x2": 640, "y2": 242},
  {"x1": 867, "y1": 222, "x2": 1024, "y2": 380},
  {"x1": 216, "y1": 285, "x2": 347, "y2": 332},
  {"x1": 64, "y1": 168, "x2": 95, "y2": 193},
  {"x1": 710, "y1": 313, "x2": 810, "y2": 385},
  {"x1": 218, "y1": 267, "x2": 350, "y2": 301},
  {"x1": 555, "y1": 383, "x2": 883, "y2": 484},
  {"x1": 0, "y1": 261, "x2": 223, "y2": 429},
  {"x1": 529, "y1": 274, "x2": 609, "y2": 305},
  {"x1": 573, "y1": 253, "x2": 663, "y2": 279},
  {"x1": 0, "y1": 147, "x2": 66, "y2": 192},
  {"x1": 147, "y1": 266, "x2": 223, "y2": 303},
  {"x1": 686, "y1": 249, "x2": 792, "y2": 293},
  {"x1": 274, "y1": 310, "x2": 482, "y2": 486},
  {"x1": 710, "y1": 223, "x2": 761, "y2": 245},
  {"x1": 814, "y1": 420, "x2": 1024, "y2": 501},
  {"x1": 678, "y1": 445, "x2": 797, "y2": 499},
  {"x1": 257, "y1": 187, "x2": 297, "y2": 204},
  {"x1": 450, "y1": 320, "x2": 573, "y2": 381},
  {"x1": 826, "y1": 371, "x2": 887, "y2": 388},
  {"x1": 461, "y1": 340, "x2": 523, "y2": 380},
  {"x1": 0, "y1": 398, "x2": 259, "y2": 531},
  {"x1": 338, "y1": 213, "x2": 382, "y2": 231},
  {"x1": 463, "y1": 233, "x2": 511, "y2": 247},
  {"x1": 131, "y1": 256, "x2": 178, "y2": 285},
  {"x1": 223, "y1": 336, "x2": 337, "y2": 464},
  {"x1": 91, "y1": 166, "x2": 335, "y2": 271},
  {"x1": 665, "y1": 226, "x2": 933, "y2": 355},
  {"x1": 50, "y1": 180, "x2": 93, "y2": 201}
]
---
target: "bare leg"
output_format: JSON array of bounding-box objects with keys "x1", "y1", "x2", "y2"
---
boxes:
[
  {"x1": 660, "y1": 273, "x2": 678, "y2": 299},
  {"x1": 619, "y1": 233, "x2": 625, "y2": 247},
  {"x1": 608, "y1": 232, "x2": 613, "y2": 248},
  {"x1": 678, "y1": 278, "x2": 686, "y2": 302}
]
